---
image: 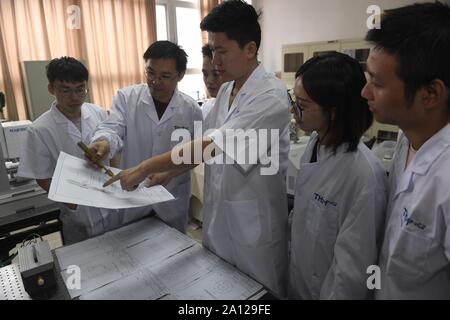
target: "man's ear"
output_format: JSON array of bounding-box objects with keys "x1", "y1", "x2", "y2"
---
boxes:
[
  {"x1": 245, "y1": 41, "x2": 258, "y2": 59},
  {"x1": 422, "y1": 79, "x2": 448, "y2": 111},
  {"x1": 177, "y1": 71, "x2": 185, "y2": 82},
  {"x1": 48, "y1": 83, "x2": 55, "y2": 95}
]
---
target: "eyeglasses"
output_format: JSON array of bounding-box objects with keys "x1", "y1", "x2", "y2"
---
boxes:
[
  {"x1": 145, "y1": 69, "x2": 178, "y2": 84},
  {"x1": 56, "y1": 87, "x2": 88, "y2": 97},
  {"x1": 288, "y1": 89, "x2": 303, "y2": 119}
]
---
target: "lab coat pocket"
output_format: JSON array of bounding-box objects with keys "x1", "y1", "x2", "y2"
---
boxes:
[
  {"x1": 224, "y1": 199, "x2": 270, "y2": 247},
  {"x1": 308, "y1": 199, "x2": 338, "y2": 248},
  {"x1": 308, "y1": 199, "x2": 338, "y2": 280},
  {"x1": 387, "y1": 229, "x2": 432, "y2": 284}
]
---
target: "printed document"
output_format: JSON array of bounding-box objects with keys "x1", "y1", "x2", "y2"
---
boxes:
[{"x1": 48, "y1": 152, "x2": 174, "y2": 209}]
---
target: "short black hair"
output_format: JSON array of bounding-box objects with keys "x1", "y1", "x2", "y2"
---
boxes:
[
  {"x1": 366, "y1": 2, "x2": 450, "y2": 109},
  {"x1": 200, "y1": 0, "x2": 261, "y2": 52},
  {"x1": 46, "y1": 57, "x2": 88, "y2": 84},
  {"x1": 143, "y1": 41, "x2": 188, "y2": 74},
  {"x1": 202, "y1": 44, "x2": 213, "y2": 59},
  {"x1": 296, "y1": 52, "x2": 373, "y2": 153}
]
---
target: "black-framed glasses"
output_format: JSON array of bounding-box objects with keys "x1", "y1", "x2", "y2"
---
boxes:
[
  {"x1": 145, "y1": 68, "x2": 178, "y2": 83},
  {"x1": 288, "y1": 89, "x2": 303, "y2": 119},
  {"x1": 56, "y1": 87, "x2": 88, "y2": 97}
]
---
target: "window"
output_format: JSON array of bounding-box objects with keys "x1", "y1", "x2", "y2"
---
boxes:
[{"x1": 156, "y1": 0, "x2": 205, "y2": 100}]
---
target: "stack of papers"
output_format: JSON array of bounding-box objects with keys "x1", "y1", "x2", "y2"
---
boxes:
[{"x1": 55, "y1": 217, "x2": 264, "y2": 300}]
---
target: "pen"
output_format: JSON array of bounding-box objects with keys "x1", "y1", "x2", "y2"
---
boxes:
[{"x1": 77, "y1": 141, "x2": 115, "y2": 177}]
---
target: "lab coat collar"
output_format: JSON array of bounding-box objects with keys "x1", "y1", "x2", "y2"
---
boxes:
[
  {"x1": 300, "y1": 132, "x2": 346, "y2": 165},
  {"x1": 407, "y1": 123, "x2": 450, "y2": 176},
  {"x1": 50, "y1": 101, "x2": 91, "y2": 142},
  {"x1": 296, "y1": 133, "x2": 325, "y2": 185},
  {"x1": 226, "y1": 64, "x2": 265, "y2": 122},
  {"x1": 238, "y1": 64, "x2": 265, "y2": 96},
  {"x1": 141, "y1": 86, "x2": 180, "y2": 125},
  {"x1": 394, "y1": 123, "x2": 450, "y2": 198},
  {"x1": 50, "y1": 101, "x2": 91, "y2": 123},
  {"x1": 51, "y1": 102, "x2": 67, "y2": 124}
]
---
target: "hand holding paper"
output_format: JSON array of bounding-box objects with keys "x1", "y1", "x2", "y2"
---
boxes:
[{"x1": 48, "y1": 152, "x2": 175, "y2": 209}]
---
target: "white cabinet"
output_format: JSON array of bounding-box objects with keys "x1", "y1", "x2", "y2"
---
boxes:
[{"x1": 281, "y1": 39, "x2": 399, "y2": 140}]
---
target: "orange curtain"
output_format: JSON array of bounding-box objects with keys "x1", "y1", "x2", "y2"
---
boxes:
[
  {"x1": 199, "y1": 0, "x2": 222, "y2": 45},
  {"x1": 0, "y1": 0, "x2": 156, "y2": 120},
  {"x1": 80, "y1": 0, "x2": 156, "y2": 110}
]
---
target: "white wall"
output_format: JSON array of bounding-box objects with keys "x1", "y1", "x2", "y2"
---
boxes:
[{"x1": 257, "y1": 0, "x2": 434, "y2": 73}]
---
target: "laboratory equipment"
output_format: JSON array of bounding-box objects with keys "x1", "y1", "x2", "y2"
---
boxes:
[
  {"x1": 18, "y1": 239, "x2": 56, "y2": 297},
  {"x1": 0, "y1": 121, "x2": 61, "y2": 262},
  {"x1": 0, "y1": 263, "x2": 31, "y2": 300}
]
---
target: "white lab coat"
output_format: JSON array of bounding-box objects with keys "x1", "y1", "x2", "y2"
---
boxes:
[
  {"x1": 376, "y1": 124, "x2": 450, "y2": 299},
  {"x1": 202, "y1": 98, "x2": 215, "y2": 120},
  {"x1": 202, "y1": 65, "x2": 291, "y2": 298},
  {"x1": 288, "y1": 132, "x2": 387, "y2": 299},
  {"x1": 91, "y1": 84, "x2": 203, "y2": 232},
  {"x1": 18, "y1": 102, "x2": 121, "y2": 244}
]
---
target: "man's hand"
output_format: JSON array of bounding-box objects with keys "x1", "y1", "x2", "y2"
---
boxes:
[
  {"x1": 85, "y1": 140, "x2": 110, "y2": 168},
  {"x1": 102, "y1": 165, "x2": 148, "y2": 191},
  {"x1": 145, "y1": 171, "x2": 172, "y2": 187}
]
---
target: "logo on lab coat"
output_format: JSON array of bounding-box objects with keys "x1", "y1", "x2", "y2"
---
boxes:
[
  {"x1": 313, "y1": 193, "x2": 337, "y2": 208},
  {"x1": 401, "y1": 208, "x2": 426, "y2": 230}
]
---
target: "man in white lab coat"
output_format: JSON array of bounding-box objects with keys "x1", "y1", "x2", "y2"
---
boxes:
[
  {"x1": 18, "y1": 57, "x2": 121, "y2": 244},
  {"x1": 87, "y1": 41, "x2": 202, "y2": 232},
  {"x1": 362, "y1": 2, "x2": 450, "y2": 299},
  {"x1": 201, "y1": 44, "x2": 223, "y2": 119},
  {"x1": 103, "y1": 1, "x2": 291, "y2": 298}
]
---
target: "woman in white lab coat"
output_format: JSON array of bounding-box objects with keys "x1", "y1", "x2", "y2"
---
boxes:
[
  {"x1": 288, "y1": 52, "x2": 388, "y2": 299},
  {"x1": 18, "y1": 57, "x2": 121, "y2": 244}
]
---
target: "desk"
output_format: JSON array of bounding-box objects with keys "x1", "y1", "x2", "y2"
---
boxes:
[{"x1": 49, "y1": 216, "x2": 266, "y2": 300}]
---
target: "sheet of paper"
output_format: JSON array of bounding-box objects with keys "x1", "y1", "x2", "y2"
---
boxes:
[
  {"x1": 48, "y1": 152, "x2": 175, "y2": 209},
  {"x1": 56, "y1": 217, "x2": 264, "y2": 300},
  {"x1": 55, "y1": 217, "x2": 197, "y2": 299},
  {"x1": 79, "y1": 267, "x2": 169, "y2": 300},
  {"x1": 149, "y1": 245, "x2": 264, "y2": 300},
  {"x1": 60, "y1": 249, "x2": 140, "y2": 299},
  {"x1": 77, "y1": 244, "x2": 264, "y2": 300}
]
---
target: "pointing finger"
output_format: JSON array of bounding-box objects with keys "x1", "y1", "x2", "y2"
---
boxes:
[{"x1": 103, "y1": 173, "x2": 120, "y2": 187}]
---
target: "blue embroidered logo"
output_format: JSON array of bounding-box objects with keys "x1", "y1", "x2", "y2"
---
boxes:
[
  {"x1": 313, "y1": 193, "x2": 337, "y2": 208},
  {"x1": 401, "y1": 208, "x2": 426, "y2": 230}
]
